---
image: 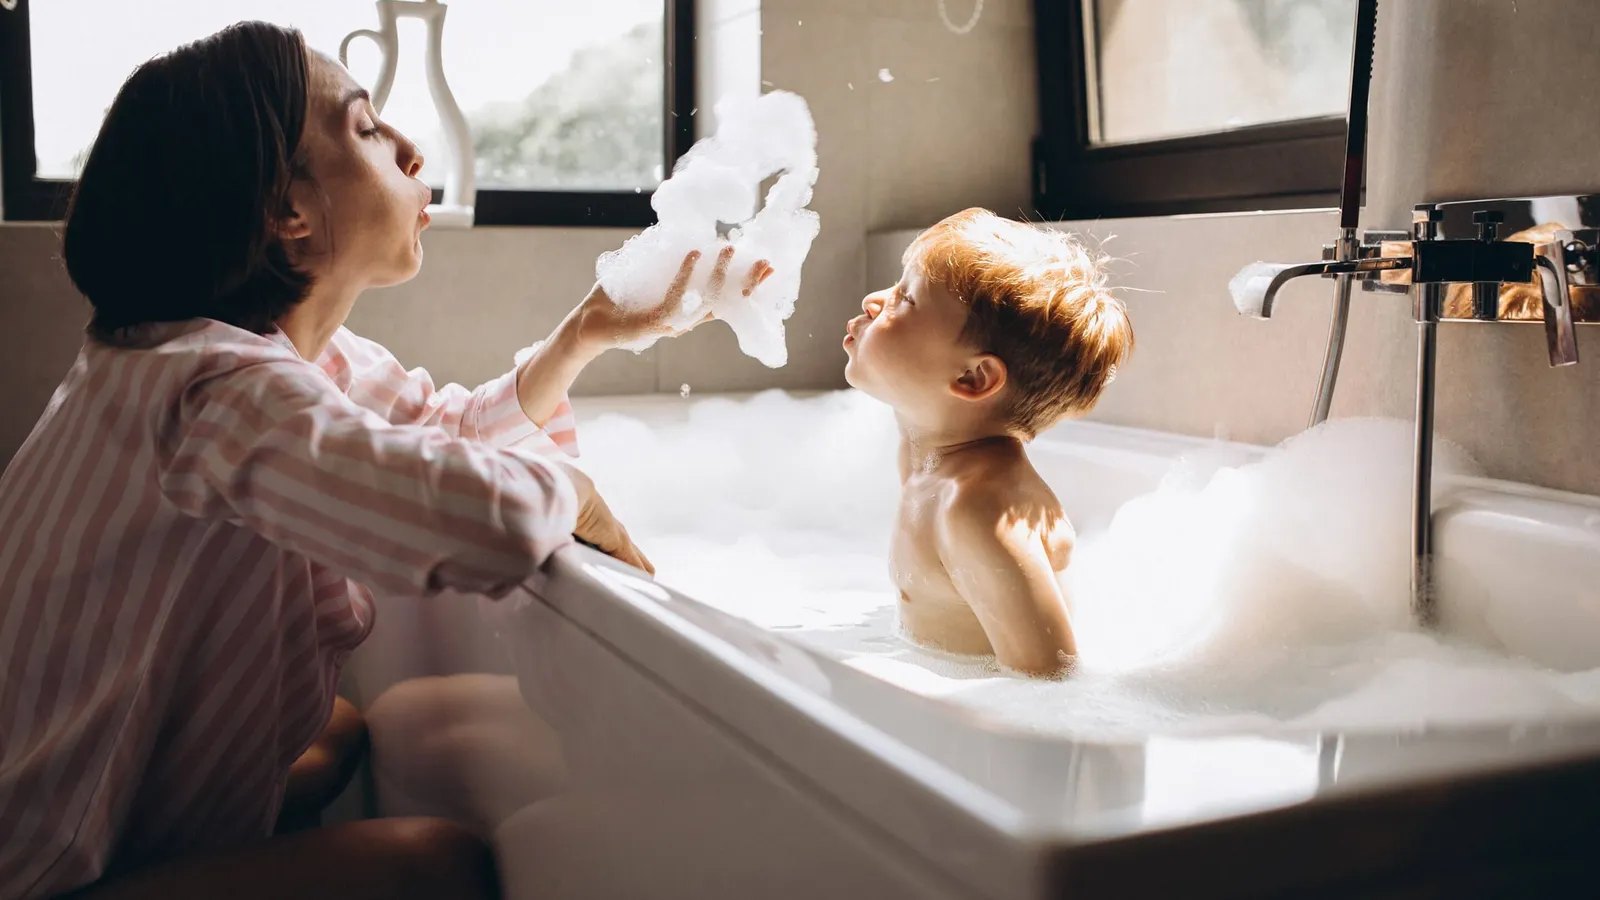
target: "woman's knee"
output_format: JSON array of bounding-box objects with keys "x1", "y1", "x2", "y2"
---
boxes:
[
  {"x1": 382, "y1": 818, "x2": 500, "y2": 900},
  {"x1": 322, "y1": 696, "x2": 369, "y2": 758},
  {"x1": 279, "y1": 697, "x2": 370, "y2": 831}
]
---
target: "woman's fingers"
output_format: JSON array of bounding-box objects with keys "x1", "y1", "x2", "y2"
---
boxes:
[
  {"x1": 628, "y1": 541, "x2": 656, "y2": 575},
  {"x1": 662, "y1": 250, "x2": 701, "y2": 310},
  {"x1": 741, "y1": 260, "x2": 775, "y2": 296},
  {"x1": 600, "y1": 527, "x2": 653, "y2": 574},
  {"x1": 643, "y1": 250, "x2": 771, "y2": 339},
  {"x1": 572, "y1": 483, "x2": 656, "y2": 575},
  {"x1": 706, "y1": 244, "x2": 735, "y2": 300}
]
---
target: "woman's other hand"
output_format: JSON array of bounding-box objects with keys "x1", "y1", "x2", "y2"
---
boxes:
[
  {"x1": 575, "y1": 245, "x2": 775, "y2": 351},
  {"x1": 555, "y1": 461, "x2": 653, "y2": 575}
]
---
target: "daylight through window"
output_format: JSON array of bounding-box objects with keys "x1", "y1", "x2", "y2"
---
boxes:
[
  {"x1": 28, "y1": 0, "x2": 666, "y2": 192},
  {"x1": 1087, "y1": 0, "x2": 1356, "y2": 146}
]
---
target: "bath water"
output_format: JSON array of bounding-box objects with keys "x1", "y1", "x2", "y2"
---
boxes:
[{"x1": 574, "y1": 391, "x2": 1600, "y2": 738}]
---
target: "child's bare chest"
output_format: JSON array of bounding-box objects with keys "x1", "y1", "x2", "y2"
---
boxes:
[
  {"x1": 888, "y1": 478, "x2": 961, "y2": 600},
  {"x1": 888, "y1": 477, "x2": 994, "y2": 653}
]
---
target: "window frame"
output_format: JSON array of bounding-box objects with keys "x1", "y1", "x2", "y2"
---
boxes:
[
  {"x1": 0, "y1": 0, "x2": 694, "y2": 227},
  {"x1": 1032, "y1": 0, "x2": 1347, "y2": 221}
]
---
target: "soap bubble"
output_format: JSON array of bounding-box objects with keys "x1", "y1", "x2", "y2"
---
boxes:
[{"x1": 594, "y1": 91, "x2": 820, "y2": 368}]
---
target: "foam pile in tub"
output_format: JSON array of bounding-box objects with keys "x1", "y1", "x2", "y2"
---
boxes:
[{"x1": 577, "y1": 393, "x2": 1600, "y2": 738}]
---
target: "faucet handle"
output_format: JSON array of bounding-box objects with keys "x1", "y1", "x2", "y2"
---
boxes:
[
  {"x1": 1472, "y1": 210, "x2": 1505, "y2": 241},
  {"x1": 1535, "y1": 230, "x2": 1580, "y2": 366}
]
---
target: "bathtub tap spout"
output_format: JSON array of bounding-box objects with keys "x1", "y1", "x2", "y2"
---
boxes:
[{"x1": 1254, "y1": 252, "x2": 1414, "y2": 320}]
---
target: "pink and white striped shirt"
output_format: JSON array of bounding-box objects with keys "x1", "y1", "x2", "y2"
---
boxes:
[{"x1": 0, "y1": 319, "x2": 580, "y2": 899}]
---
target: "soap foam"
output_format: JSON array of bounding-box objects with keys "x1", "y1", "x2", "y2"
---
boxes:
[
  {"x1": 594, "y1": 91, "x2": 821, "y2": 367},
  {"x1": 1228, "y1": 261, "x2": 1292, "y2": 318},
  {"x1": 574, "y1": 391, "x2": 1600, "y2": 739}
]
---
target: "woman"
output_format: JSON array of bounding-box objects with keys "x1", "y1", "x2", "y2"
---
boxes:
[{"x1": 0, "y1": 21, "x2": 768, "y2": 900}]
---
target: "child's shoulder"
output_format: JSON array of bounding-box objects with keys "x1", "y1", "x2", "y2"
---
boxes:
[{"x1": 937, "y1": 454, "x2": 1060, "y2": 526}]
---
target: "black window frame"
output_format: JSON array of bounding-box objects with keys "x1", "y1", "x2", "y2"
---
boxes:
[
  {"x1": 1032, "y1": 0, "x2": 1346, "y2": 221},
  {"x1": 0, "y1": 0, "x2": 694, "y2": 227}
]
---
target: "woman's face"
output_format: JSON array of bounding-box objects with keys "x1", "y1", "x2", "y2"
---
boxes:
[{"x1": 281, "y1": 51, "x2": 431, "y2": 291}]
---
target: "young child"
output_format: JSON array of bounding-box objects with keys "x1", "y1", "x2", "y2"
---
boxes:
[{"x1": 843, "y1": 208, "x2": 1133, "y2": 676}]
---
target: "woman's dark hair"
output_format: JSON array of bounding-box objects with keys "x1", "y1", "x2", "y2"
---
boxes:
[{"x1": 63, "y1": 21, "x2": 313, "y2": 341}]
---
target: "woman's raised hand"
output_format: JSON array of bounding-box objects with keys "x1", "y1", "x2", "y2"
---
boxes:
[{"x1": 575, "y1": 245, "x2": 775, "y2": 351}]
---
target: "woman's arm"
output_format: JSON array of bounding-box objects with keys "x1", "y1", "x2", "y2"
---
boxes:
[
  {"x1": 157, "y1": 357, "x2": 584, "y2": 598},
  {"x1": 325, "y1": 329, "x2": 576, "y2": 456},
  {"x1": 332, "y1": 249, "x2": 769, "y2": 453}
]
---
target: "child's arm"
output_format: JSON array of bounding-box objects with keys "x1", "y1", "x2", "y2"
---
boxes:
[{"x1": 936, "y1": 493, "x2": 1077, "y2": 676}]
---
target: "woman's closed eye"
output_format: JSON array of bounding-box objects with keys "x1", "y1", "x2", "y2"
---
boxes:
[{"x1": 356, "y1": 106, "x2": 388, "y2": 139}]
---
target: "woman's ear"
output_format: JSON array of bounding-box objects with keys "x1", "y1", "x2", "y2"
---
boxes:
[
  {"x1": 274, "y1": 203, "x2": 313, "y2": 241},
  {"x1": 274, "y1": 178, "x2": 316, "y2": 242},
  {"x1": 951, "y1": 353, "x2": 1007, "y2": 401}
]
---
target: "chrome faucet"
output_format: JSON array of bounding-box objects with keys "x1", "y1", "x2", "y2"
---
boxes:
[{"x1": 1244, "y1": 197, "x2": 1594, "y2": 623}]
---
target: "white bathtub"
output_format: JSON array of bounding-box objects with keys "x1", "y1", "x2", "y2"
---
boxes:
[{"x1": 344, "y1": 393, "x2": 1600, "y2": 899}]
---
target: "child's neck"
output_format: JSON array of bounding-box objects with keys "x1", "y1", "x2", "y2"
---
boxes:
[{"x1": 895, "y1": 413, "x2": 1020, "y2": 475}]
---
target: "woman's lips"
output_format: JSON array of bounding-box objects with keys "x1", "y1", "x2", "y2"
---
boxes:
[{"x1": 419, "y1": 207, "x2": 432, "y2": 228}]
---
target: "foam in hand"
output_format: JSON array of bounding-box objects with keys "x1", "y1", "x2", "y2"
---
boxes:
[
  {"x1": 1229, "y1": 261, "x2": 1292, "y2": 318},
  {"x1": 594, "y1": 91, "x2": 821, "y2": 368}
]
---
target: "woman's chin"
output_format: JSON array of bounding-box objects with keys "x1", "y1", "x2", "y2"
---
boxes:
[{"x1": 371, "y1": 246, "x2": 425, "y2": 289}]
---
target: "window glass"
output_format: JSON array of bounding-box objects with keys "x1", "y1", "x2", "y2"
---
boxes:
[
  {"x1": 29, "y1": 0, "x2": 664, "y2": 190},
  {"x1": 1088, "y1": 0, "x2": 1356, "y2": 145}
]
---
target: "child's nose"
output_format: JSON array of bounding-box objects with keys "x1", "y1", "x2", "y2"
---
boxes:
[{"x1": 862, "y1": 295, "x2": 884, "y2": 317}]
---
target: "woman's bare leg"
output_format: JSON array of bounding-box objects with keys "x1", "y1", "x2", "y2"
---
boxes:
[
  {"x1": 277, "y1": 696, "x2": 369, "y2": 834},
  {"x1": 65, "y1": 817, "x2": 499, "y2": 900}
]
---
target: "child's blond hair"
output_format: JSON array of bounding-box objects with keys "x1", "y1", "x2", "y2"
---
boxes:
[{"x1": 905, "y1": 208, "x2": 1134, "y2": 437}]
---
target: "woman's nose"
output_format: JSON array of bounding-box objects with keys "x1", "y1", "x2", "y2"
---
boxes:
[
  {"x1": 862, "y1": 295, "x2": 884, "y2": 317},
  {"x1": 400, "y1": 136, "x2": 424, "y2": 178}
]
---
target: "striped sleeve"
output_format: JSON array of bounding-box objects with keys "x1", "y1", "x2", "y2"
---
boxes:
[
  {"x1": 155, "y1": 356, "x2": 579, "y2": 598},
  {"x1": 326, "y1": 328, "x2": 579, "y2": 457}
]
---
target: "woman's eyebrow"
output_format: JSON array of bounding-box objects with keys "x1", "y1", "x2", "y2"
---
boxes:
[{"x1": 340, "y1": 87, "x2": 371, "y2": 111}]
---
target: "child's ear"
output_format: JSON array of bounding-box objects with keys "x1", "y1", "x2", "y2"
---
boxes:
[{"x1": 951, "y1": 354, "x2": 1007, "y2": 401}]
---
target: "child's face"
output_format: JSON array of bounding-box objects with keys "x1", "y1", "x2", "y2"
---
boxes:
[{"x1": 843, "y1": 259, "x2": 983, "y2": 416}]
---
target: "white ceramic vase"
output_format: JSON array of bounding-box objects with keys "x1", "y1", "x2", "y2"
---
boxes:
[{"x1": 341, "y1": 0, "x2": 476, "y2": 228}]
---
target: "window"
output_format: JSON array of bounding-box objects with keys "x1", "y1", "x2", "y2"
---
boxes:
[
  {"x1": 0, "y1": 0, "x2": 694, "y2": 225},
  {"x1": 1035, "y1": 0, "x2": 1358, "y2": 219}
]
